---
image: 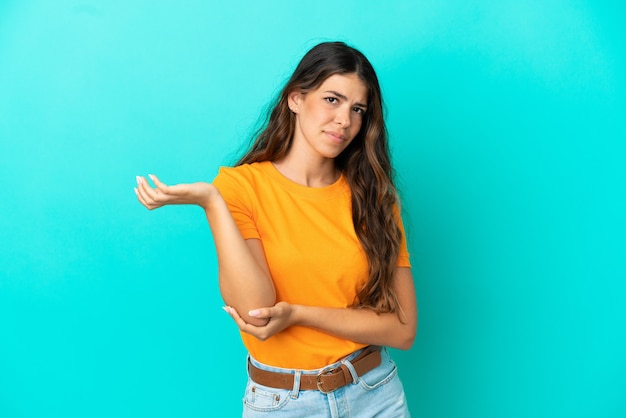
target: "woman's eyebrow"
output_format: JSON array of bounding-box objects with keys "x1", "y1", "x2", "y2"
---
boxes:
[{"x1": 324, "y1": 90, "x2": 367, "y2": 108}]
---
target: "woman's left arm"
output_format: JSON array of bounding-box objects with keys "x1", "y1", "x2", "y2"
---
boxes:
[{"x1": 224, "y1": 267, "x2": 417, "y2": 350}]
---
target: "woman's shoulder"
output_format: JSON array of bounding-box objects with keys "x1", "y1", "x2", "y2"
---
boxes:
[
  {"x1": 213, "y1": 161, "x2": 273, "y2": 188},
  {"x1": 216, "y1": 161, "x2": 270, "y2": 179}
]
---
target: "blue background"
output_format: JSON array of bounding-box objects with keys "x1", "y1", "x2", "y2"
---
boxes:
[{"x1": 1, "y1": 1, "x2": 625, "y2": 417}]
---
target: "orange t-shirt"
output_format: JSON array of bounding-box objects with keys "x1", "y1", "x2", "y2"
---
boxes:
[{"x1": 212, "y1": 161, "x2": 411, "y2": 369}]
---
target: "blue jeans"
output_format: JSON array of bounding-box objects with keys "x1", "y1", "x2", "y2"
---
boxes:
[{"x1": 242, "y1": 347, "x2": 410, "y2": 417}]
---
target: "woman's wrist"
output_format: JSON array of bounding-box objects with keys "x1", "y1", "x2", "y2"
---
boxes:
[{"x1": 290, "y1": 304, "x2": 306, "y2": 327}]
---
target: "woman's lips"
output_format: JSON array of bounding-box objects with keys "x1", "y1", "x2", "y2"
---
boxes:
[{"x1": 325, "y1": 131, "x2": 346, "y2": 143}]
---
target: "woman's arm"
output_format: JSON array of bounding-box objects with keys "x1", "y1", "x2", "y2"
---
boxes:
[
  {"x1": 135, "y1": 175, "x2": 276, "y2": 326},
  {"x1": 224, "y1": 267, "x2": 417, "y2": 349},
  {"x1": 204, "y1": 196, "x2": 277, "y2": 326}
]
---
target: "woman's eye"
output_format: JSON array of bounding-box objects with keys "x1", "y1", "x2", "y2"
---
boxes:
[
  {"x1": 353, "y1": 107, "x2": 365, "y2": 115},
  {"x1": 325, "y1": 97, "x2": 338, "y2": 104}
]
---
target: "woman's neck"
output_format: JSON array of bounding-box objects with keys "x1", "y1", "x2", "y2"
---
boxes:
[{"x1": 272, "y1": 154, "x2": 340, "y2": 188}]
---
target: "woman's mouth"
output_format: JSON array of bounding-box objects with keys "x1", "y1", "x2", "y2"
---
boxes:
[{"x1": 325, "y1": 131, "x2": 346, "y2": 143}]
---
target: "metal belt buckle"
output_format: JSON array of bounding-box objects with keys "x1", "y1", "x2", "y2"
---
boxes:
[{"x1": 316, "y1": 366, "x2": 339, "y2": 394}]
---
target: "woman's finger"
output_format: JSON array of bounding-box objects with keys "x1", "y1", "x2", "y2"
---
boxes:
[
  {"x1": 136, "y1": 175, "x2": 164, "y2": 209},
  {"x1": 225, "y1": 306, "x2": 272, "y2": 338},
  {"x1": 248, "y1": 307, "x2": 273, "y2": 319},
  {"x1": 148, "y1": 174, "x2": 172, "y2": 195},
  {"x1": 224, "y1": 306, "x2": 248, "y2": 328},
  {"x1": 134, "y1": 186, "x2": 149, "y2": 208},
  {"x1": 135, "y1": 177, "x2": 151, "y2": 204},
  {"x1": 136, "y1": 175, "x2": 152, "y2": 195}
]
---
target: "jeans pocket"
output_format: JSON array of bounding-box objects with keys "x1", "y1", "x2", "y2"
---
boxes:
[
  {"x1": 243, "y1": 379, "x2": 292, "y2": 412},
  {"x1": 358, "y1": 354, "x2": 398, "y2": 391}
]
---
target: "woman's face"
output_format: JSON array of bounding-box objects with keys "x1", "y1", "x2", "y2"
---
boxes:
[{"x1": 288, "y1": 73, "x2": 368, "y2": 162}]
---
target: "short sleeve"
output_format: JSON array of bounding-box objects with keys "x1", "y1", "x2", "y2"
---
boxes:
[
  {"x1": 212, "y1": 166, "x2": 261, "y2": 240},
  {"x1": 395, "y1": 207, "x2": 412, "y2": 268}
]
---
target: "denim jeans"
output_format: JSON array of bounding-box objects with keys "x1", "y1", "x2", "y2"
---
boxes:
[{"x1": 242, "y1": 347, "x2": 410, "y2": 417}]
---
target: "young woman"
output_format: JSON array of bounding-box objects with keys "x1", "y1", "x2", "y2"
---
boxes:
[{"x1": 135, "y1": 41, "x2": 417, "y2": 417}]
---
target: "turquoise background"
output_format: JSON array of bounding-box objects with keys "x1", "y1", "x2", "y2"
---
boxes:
[{"x1": 1, "y1": 1, "x2": 624, "y2": 417}]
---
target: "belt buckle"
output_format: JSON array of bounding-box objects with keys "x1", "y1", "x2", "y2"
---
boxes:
[{"x1": 316, "y1": 366, "x2": 339, "y2": 394}]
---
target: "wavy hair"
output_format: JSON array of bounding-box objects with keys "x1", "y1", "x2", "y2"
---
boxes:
[{"x1": 237, "y1": 42, "x2": 403, "y2": 315}]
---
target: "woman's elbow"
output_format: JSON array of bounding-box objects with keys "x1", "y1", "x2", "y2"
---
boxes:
[
  {"x1": 231, "y1": 296, "x2": 276, "y2": 327},
  {"x1": 396, "y1": 330, "x2": 416, "y2": 350},
  {"x1": 395, "y1": 320, "x2": 417, "y2": 350},
  {"x1": 241, "y1": 313, "x2": 271, "y2": 327}
]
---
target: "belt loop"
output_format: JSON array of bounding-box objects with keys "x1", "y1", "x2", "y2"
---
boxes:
[
  {"x1": 341, "y1": 359, "x2": 360, "y2": 384},
  {"x1": 290, "y1": 370, "x2": 302, "y2": 399}
]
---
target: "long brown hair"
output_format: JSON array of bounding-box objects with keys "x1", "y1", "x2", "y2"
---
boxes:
[{"x1": 237, "y1": 42, "x2": 403, "y2": 315}]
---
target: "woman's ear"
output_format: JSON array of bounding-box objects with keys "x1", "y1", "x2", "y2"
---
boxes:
[{"x1": 288, "y1": 91, "x2": 302, "y2": 113}]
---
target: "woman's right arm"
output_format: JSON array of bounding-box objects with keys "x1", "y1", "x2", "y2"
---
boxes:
[
  {"x1": 135, "y1": 175, "x2": 276, "y2": 326},
  {"x1": 203, "y1": 193, "x2": 276, "y2": 326}
]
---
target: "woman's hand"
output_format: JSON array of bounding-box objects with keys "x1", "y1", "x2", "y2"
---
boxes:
[
  {"x1": 223, "y1": 302, "x2": 298, "y2": 341},
  {"x1": 135, "y1": 174, "x2": 220, "y2": 210},
  {"x1": 135, "y1": 174, "x2": 277, "y2": 327}
]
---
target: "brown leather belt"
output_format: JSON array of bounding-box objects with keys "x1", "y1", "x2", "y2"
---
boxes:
[{"x1": 248, "y1": 346, "x2": 382, "y2": 394}]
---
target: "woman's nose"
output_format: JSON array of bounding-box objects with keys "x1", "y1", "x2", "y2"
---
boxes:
[{"x1": 334, "y1": 106, "x2": 351, "y2": 127}]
